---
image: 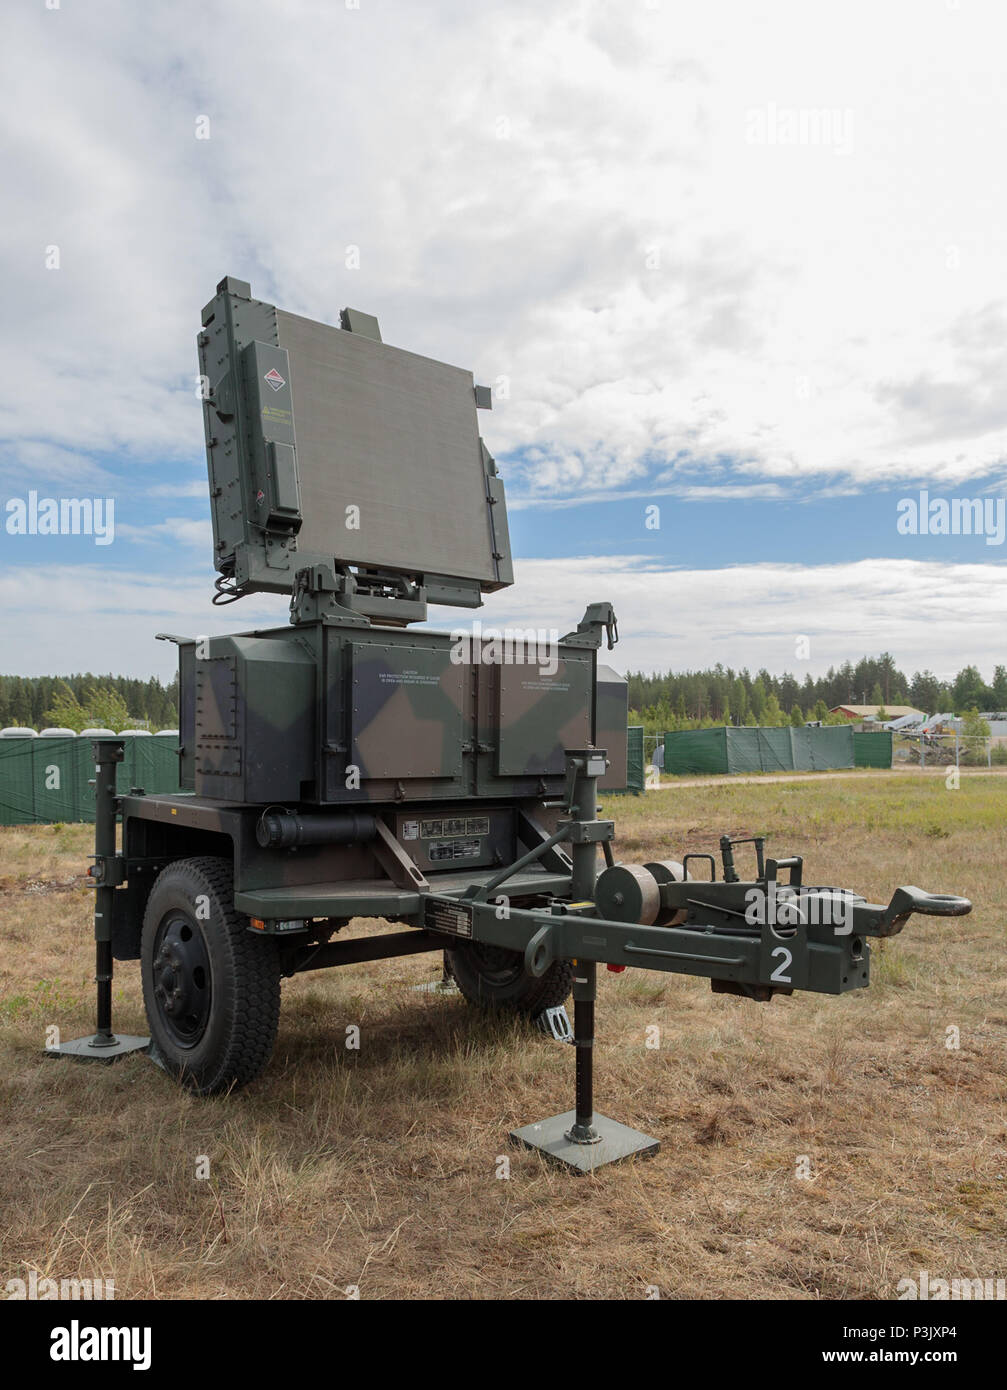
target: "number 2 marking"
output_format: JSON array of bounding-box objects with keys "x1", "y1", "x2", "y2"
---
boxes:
[{"x1": 770, "y1": 947, "x2": 793, "y2": 984}]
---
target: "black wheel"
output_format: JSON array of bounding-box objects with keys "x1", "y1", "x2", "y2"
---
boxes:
[
  {"x1": 140, "y1": 856, "x2": 281, "y2": 1094},
  {"x1": 445, "y1": 941, "x2": 572, "y2": 1015}
]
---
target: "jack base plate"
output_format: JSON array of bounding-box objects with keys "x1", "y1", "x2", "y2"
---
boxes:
[
  {"x1": 509, "y1": 1110, "x2": 660, "y2": 1174},
  {"x1": 410, "y1": 979, "x2": 460, "y2": 995},
  {"x1": 45, "y1": 1035, "x2": 150, "y2": 1063}
]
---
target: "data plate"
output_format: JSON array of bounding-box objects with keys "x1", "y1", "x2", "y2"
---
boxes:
[
  {"x1": 428, "y1": 838, "x2": 482, "y2": 863},
  {"x1": 424, "y1": 898, "x2": 474, "y2": 938},
  {"x1": 393, "y1": 807, "x2": 513, "y2": 872}
]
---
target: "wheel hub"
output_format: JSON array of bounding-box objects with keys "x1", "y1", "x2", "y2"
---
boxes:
[
  {"x1": 152, "y1": 914, "x2": 211, "y2": 1047},
  {"x1": 467, "y1": 941, "x2": 524, "y2": 986}
]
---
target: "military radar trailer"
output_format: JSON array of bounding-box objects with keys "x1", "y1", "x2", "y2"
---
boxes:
[{"x1": 53, "y1": 278, "x2": 972, "y2": 1172}]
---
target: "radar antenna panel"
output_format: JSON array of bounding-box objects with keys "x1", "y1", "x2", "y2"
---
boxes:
[{"x1": 197, "y1": 276, "x2": 512, "y2": 622}]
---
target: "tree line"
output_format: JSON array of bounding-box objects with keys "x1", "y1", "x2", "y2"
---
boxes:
[
  {"x1": 0, "y1": 674, "x2": 179, "y2": 734},
  {"x1": 627, "y1": 654, "x2": 1007, "y2": 737},
  {"x1": 3, "y1": 653, "x2": 1004, "y2": 739}
]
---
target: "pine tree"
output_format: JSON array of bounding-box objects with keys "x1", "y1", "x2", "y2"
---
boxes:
[
  {"x1": 763, "y1": 694, "x2": 783, "y2": 726},
  {"x1": 750, "y1": 679, "x2": 767, "y2": 722}
]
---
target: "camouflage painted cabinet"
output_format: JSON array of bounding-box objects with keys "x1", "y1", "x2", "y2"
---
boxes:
[{"x1": 180, "y1": 622, "x2": 595, "y2": 806}]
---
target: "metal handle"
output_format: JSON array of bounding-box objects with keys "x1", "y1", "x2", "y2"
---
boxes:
[
  {"x1": 683, "y1": 853, "x2": 716, "y2": 882},
  {"x1": 765, "y1": 855, "x2": 803, "y2": 888}
]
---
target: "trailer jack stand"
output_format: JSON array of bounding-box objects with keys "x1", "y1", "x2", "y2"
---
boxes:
[
  {"x1": 410, "y1": 953, "x2": 460, "y2": 996},
  {"x1": 509, "y1": 961, "x2": 659, "y2": 1174},
  {"x1": 46, "y1": 739, "x2": 149, "y2": 1067}
]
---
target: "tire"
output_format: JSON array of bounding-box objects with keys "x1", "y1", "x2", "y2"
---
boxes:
[
  {"x1": 445, "y1": 941, "x2": 573, "y2": 1016},
  {"x1": 140, "y1": 856, "x2": 281, "y2": 1094}
]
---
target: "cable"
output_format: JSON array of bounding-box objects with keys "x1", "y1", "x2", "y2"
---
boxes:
[{"x1": 211, "y1": 574, "x2": 246, "y2": 606}]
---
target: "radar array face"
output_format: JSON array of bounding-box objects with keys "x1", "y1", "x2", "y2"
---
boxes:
[{"x1": 197, "y1": 276, "x2": 512, "y2": 612}]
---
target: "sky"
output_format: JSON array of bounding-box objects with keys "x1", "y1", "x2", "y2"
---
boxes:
[{"x1": 1, "y1": 0, "x2": 1005, "y2": 685}]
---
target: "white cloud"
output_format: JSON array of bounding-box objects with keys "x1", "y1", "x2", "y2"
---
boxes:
[
  {"x1": 115, "y1": 517, "x2": 212, "y2": 549},
  {"x1": 2, "y1": 555, "x2": 1002, "y2": 684},
  {"x1": 434, "y1": 555, "x2": 1007, "y2": 685},
  {"x1": 2, "y1": 0, "x2": 1006, "y2": 499},
  {"x1": 2, "y1": 0, "x2": 1007, "y2": 683},
  {"x1": 147, "y1": 481, "x2": 209, "y2": 500},
  {"x1": 0, "y1": 563, "x2": 288, "y2": 679}
]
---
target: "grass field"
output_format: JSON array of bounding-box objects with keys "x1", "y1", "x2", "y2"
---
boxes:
[{"x1": 1, "y1": 771, "x2": 1005, "y2": 1300}]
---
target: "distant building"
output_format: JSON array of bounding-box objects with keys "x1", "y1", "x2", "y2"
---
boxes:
[{"x1": 830, "y1": 704, "x2": 924, "y2": 724}]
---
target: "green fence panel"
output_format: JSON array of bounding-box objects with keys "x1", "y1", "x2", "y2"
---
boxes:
[
  {"x1": 790, "y1": 726, "x2": 853, "y2": 770},
  {"x1": 32, "y1": 739, "x2": 80, "y2": 822},
  {"x1": 723, "y1": 726, "x2": 791, "y2": 772},
  {"x1": 663, "y1": 727, "x2": 729, "y2": 775},
  {"x1": 656, "y1": 725, "x2": 857, "y2": 778},
  {"x1": 0, "y1": 739, "x2": 37, "y2": 825},
  {"x1": 0, "y1": 736, "x2": 181, "y2": 826},
  {"x1": 853, "y1": 730, "x2": 892, "y2": 768},
  {"x1": 756, "y1": 727, "x2": 792, "y2": 771},
  {"x1": 115, "y1": 739, "x2": 182, "y2": 798},
  {"x1": 787, "y1": 725, "x2": 851, "y2": 771},
  {"x1": 114, "y1": 741, "x2": 137, "y2": 798},
  {"x1": 132, "y1": 737, "x2": 182, "y2": 793},
  {"x1": 808, "y1": 724, "x2": 854, "y2": 770},
  {"x1": 75, "y1": 739, "x2": 99, "y2": 823},
  {"x1": 788, "y1": 726, "x2": 815, "y2": 770},
  {"x1": 723, "y1": 727, "x2": 763, "y2": 772},
  {"x1": 626, "y1": 725, "x2": 644, "y2": 792}
]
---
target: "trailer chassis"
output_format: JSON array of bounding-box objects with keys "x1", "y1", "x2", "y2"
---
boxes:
[{"x1": 49, "y1": 740, "x2": 971, "y2": 1173}]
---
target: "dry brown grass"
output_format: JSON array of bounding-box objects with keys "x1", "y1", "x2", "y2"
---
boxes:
[{"x1": 1, "y1": 773, "x2": 1005, "y2": 1300}]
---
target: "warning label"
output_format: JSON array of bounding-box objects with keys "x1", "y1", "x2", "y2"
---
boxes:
[
  {"x1": 378, "y1": 670, "x2": 439, "y2": 688},
  {"x1": 421, "y1": 816, "x2": 489, "y2": 839}
]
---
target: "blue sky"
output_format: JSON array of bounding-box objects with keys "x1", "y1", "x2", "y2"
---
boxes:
[
  {"x1": 11, "y1": 463, "x2": 1007, "y2": 571},
  {"x1": 508, "y1": 473, "x2": 1007, "y2": 569},
  {"x1": 1, "y1": 0, "x2": 1005, "y2": 684}
]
